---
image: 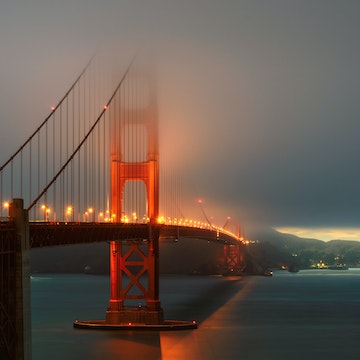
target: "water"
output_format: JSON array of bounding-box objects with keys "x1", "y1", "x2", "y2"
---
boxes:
[{"x1": 31, "y1": 270, "x2": 360, "y2": 359}]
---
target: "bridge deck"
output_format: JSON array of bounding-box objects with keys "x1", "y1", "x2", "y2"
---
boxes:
[{"x1": 28, "y1": 222, "x2": 240, "y2": 248}]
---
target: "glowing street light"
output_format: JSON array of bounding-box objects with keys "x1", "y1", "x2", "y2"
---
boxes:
[
  {"x1": 41, "y1": 204, "x2": 50, "y2": 221},
  {"x1": 3, "y1": 201, "x2": 10, "y2": 218},
  {"x1": 88, "y1": 207, "x2": 94, "y2": 222},
  {"x1": 66, "y1": 206, "x2": 73, "y2": 222},
  {"x1": 132, "y1": 212, "x2": 138, "y2": 223}
]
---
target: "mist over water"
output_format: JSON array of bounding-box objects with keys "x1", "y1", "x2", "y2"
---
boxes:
[{"x1": 32, "y1": 270, "x2": 360, "y2": 359}]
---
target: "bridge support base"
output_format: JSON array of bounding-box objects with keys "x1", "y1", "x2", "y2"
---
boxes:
[
  {"x1": 74, "y1": 319, "x2": 197, "y2": 330},
  {"x1": 106, "y1": 307, "x2": 164, "y2": 325}
]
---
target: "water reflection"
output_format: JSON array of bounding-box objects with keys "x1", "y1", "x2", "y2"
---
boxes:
[{"x1": 92, "y1": 332, "x2": 162, "y2": 360}]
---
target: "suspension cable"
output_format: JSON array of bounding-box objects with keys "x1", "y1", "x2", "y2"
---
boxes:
[
  {"x1": 27, "y1": 57, "x2": 135, "y2": 211},
  {"x1": 0, "y1": 56, "x2": 94, "y2": 173}
]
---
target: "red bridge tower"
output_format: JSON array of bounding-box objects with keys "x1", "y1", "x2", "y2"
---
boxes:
[{"x1": 106, "y1": 69, "x2": 163, "y2": 325}]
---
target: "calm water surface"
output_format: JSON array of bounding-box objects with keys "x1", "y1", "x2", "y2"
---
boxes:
[{"x1": 31, "y1": 270, "x2": 360, "y2": 359}]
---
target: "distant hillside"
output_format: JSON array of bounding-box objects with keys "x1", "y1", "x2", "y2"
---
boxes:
[{"x1": 247, "y1": 227, "x2": 360, "y2": 269}]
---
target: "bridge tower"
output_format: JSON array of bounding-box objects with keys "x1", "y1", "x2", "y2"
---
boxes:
[
  {"x1": 0, "y1": 199, "x2": 31, "y2": 360},
  {"x1": 223, "y1": 244, "x2": 245, "y2": 275},
  {"x1": 223, "y1": 226, "x2": 245, "y2": 275},
  {"x1": 106, "y1": 69, "x2": 163, "y2": 324}
]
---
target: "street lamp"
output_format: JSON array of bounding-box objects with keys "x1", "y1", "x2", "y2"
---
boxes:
[
  {"x1": 41, "y1": 204, "x2": 50, "y2": 221},
  {"x1": 98, "y1": 212, "x2": 103, "y2": 222},
  {"x1": 66, "y1": 206, "x2": 73, "y2": 222},
  {"x1": 132, "y1": 212, "x2": 137, "y2": 223},
  {"x1": 3, "y1": 201, "x2": 9, "y2": 218},
  {"x1": 88, "y1": 207, "x2": 94, "y2": 222}
]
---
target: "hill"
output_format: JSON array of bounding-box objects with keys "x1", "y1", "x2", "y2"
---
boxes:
[{"x1": 247, "y1": 227, "x2": 360, "y2": 269}]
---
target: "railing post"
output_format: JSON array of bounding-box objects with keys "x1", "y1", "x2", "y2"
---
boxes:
[{"x1": 9, "y1": 199, "x2": 32, "y2": 360}]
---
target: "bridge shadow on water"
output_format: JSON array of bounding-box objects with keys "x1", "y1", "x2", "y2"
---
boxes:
[
  {"x1": 84, "y1": 275, "x2": 246, "y2": 360},
  {"x1": 162, "y1": 275, "x2": 245, "y2": 324}
]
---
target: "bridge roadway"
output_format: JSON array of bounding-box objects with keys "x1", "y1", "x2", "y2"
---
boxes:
[{"x1": 29, "y1": 222, "x2": 240, "y2": 248}]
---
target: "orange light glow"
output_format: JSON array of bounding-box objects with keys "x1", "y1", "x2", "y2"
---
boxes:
[{"x1": 157, "y1": 216, "x2": 165, "y2": 224}]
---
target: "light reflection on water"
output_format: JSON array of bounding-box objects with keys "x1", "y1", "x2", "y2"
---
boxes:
[{"x1": 31, "y1": 270, "x2": 360, "y2": 360}]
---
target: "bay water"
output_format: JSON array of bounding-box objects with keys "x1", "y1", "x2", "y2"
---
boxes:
[{"x1": 31, "y1": 269, "x2": 360, "y2": 359}]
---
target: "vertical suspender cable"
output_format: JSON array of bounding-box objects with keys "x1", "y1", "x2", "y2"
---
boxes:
[
  {"x1": 45, "y1": 121, "x2": 48, "y2": 205},
  {"x1": 66, "y1": 96, "x2": 69, "y2": 210},
  {"x1": 29, "y1": 140, "x2": 32, "y2": 215},
  {"x1": 90, "y1": 72, "x2": 94, "y2": 216},
  {"x1": 134, "y1": 68, "x2": 138, "y2": 217},
  {"x1": 10, "y1": 160, "x2": 13, "y2": 201},
  {"x1": 125, "y1": 73, "x2": 129, "y2": 217},
  {"x1": 20, "y1": 150, "x2": 24, "y2": 199},
  {"x1": 20, "y1": 150, "x2": 23, "y2": 199},
  {"x1": 83, "y1": 73, "x2": 87, "y2": 213},
  {"x1": 37, "y1": 130, "x2": 40, "y2": 206},
  {"x1": 103, "y1": 89, "x2": 107, "y2": 217},
  {"x1": 130, "y1": 70, "x2": 132, "y2": 219},
  {"x1": 59, "y1": 104, "x2": 63, "y2": 219},
  {"x1": 98, "y1": 109, "x2": 101, "y2": 216},
  {"x1": 131, "y1": 71, "x2": 134, "y2": 219},
  {"x1": 71, "y1": 84, "x2": 75, "y2": 219},
  {"x1": 52, "y1": 111, "x2": 56, "y2": 220},
  {"x1": 77, "y1": 80, "x2": 81, "y2": 221}
]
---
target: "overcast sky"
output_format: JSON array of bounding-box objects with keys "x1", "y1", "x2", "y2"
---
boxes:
[{"x1": 1, "y1": 0, "x2": 360, "y2": 240}]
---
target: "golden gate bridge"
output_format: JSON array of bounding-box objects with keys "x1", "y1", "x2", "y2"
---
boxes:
[{"x1": 0, "y1": 56, "x2": 245, "y2": 359}]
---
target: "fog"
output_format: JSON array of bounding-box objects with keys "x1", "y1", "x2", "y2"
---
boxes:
[{"x1": 1, "y1": 0, "x2": 360, "y2": 239}]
